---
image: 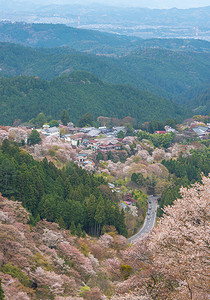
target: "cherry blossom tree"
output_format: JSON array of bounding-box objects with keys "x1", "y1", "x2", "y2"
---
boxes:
[
  {"x1": 57, "y1": 242, "x2": 94, "y2": 275},
  {"x1": 149, "y1": 175, "x2": 210, "y2": 299},
  {"x1": 98, "y1": 234, "x2": 114, "y2": 248}
]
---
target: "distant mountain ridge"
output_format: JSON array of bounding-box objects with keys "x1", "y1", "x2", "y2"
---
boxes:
[
  {"x1": 135, "y1": 38, "x2": 210, "y2": 53},
  {"x1": 0, "y1": 5, "x2": 209, "y2": 40},
  {"x1": 0, "y1": 22, "x2": 210, "y2": 55},
  {"x1": 0, "y1": 41, "x2": 209, "y2": 105},
  {"x1": 0, "y1": 22, "x2": 141, "y2": 55}
]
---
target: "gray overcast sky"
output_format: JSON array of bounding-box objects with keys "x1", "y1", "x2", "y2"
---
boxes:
[{"x1": 4, "y1": 0, "x2": 210, "y2": 9}]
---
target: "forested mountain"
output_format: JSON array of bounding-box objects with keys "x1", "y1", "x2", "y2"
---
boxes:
[
  {"x1": 0, "y1": 42, "x2": 209, "y2": 104},
  {"x1": 159, "y1": 147, "x2": 210, "y2": 216},
  {"x1": 0, "y1": 22, "x2": 141, "y2": 55},
  {"x1": 0, "y1": 22, "x2": 210, "y2": 55},
  {"x1": 0, "y1": 72, "x2": 186, "y2": 125},
  {"x1": 106, "y1": 48, "x2": 210, "y2": 102},
  {"x1": 188, "y1": 86, "x2": 210, "y2": 115},
  {"x1": 134, "y1": 38, "x2": 210, "y2": 52},
  {"x1": 0, "y1": 139, "x2": 127, "y2": 236}
]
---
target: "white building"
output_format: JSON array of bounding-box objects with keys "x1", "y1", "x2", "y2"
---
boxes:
[{"x1": 41, "y1": 127, "x2": 60, "y2": 137}]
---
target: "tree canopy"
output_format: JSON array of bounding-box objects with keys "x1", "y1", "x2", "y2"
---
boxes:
[
  {"x1": 150, "y1": 176, "x2": 210, "y2": 299},
  {"x1": 78, "y1": 113, "x2": 94, "y2": 128},
  {"x1": 159, "y1": 147, "x2": 210, "y2": 216},
  {"x1": 27, "y1": 130, "x2": 41, "y2": 145},
  {"x1": 0, "y1": 140, "x2": 127, "y2": 236},
  {"x1": 0, "y1": 73, "x2": 187, "y2": 126},
  {"x1": 60, "y1": 110, "x2": 70, "y2": 126}
]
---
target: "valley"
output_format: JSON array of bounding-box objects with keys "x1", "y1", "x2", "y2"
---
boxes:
[
  {"x1": 0, "y1": 6, "x2": 209, "y2": 299},
  {"x1": 1, "y1": 5, "x2": 210, "y2": 40}
]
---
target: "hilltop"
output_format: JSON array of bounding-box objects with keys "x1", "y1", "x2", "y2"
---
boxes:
[
  {"x1": 0, "y1": 41, "x2": 209, "y2": 104},
  {"x1": 1, "y1": 22, "x2": 210, "y2": 54},
  {"x1": 0, "y1": 22, "x2": 141, "y2": 55}
]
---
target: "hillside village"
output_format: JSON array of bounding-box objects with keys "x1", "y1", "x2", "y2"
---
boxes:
[
  {"x1": 1, "y1": 114, "x2": 209, "y2": 173},
  {"x1": 0, "y1": 6, "x2": 209, "y2": 299},
  {"x1": 0, "y1": 114, "x2": 209, "y2": 238},
  {"x1": 38, "y1": 117, "x2": 210, "y2": 171}
]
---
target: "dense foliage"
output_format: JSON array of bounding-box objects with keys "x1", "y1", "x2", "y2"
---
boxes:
[
  {"x1": 0, "y1": 42, "x2": 209, "y2": 105},
  {"x1": 137, "y1": 131, "x2": 174, "y2": 148},
  {"x1": 117, "y1": 48, "x2": 210, "y2": 103},
  {"x1": 137, "y1": 38, "x2": 210, "y2": 53},
  {"x1": 0, "y1": 140, "x2": 127, "y2": 236},
  {"x1": 158, "y1": 147, "x2": 210, "y2": 216},
  {"x1": 0, "y1": 279, "x2": 4, "y2": 300},
  {"x1": 78, "y1": 113, "x2": 94, "y2": 127},
  {"x1": 27, "y1": 130, "x2": 41, "y2": 145},
  {"x1": 141, "y1": 119, "x2": 178, "y2": 133},
  {"x1": 0, "y1": 72, "x2": 185, "y2": 125},
  {"x1": 187, "y1": 86, "x2": 210, "y2": 115},
  {"x1": 60, "y1": 109, "x2": 70, "y2": 126},
  {"x1": 150, "y1": 176, "x2": 210, "y2": 299},
  {"x1": 0, "y1": 22, "x2": 210, "y2": 54},
  {"x1": 0, "y1": 22, "x2": 140, "y2": 54},
  {"x1": 1, "y1": 263, "x2": 31, "y2": 287}
]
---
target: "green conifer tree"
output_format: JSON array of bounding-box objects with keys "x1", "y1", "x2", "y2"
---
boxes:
[
  {"x1": 58, "y1": 216, "x2": 66, "y2": 229},
  {"x1": 94, "y1": 195, "x2": 105, "y2": 235},
  {"x1": 87, "y1": 195, "x2": 97, "y2": 234},
  {"x1": 27, "y1": 130, "x2": 41, "y2": 145},
  {"x1": 78, "y1": 113, "x2": 94, "y2": 127},
  {"x1": 96, "y1": 152, "x2": 104, "y2": 161},
  {"x1": 107, "y1": 151, "x2": 114, "y2": 160},
  {"x1": 60, "y1": 110, "x2": 70, "y2": 126},
  {"x1": 82, "y1": 231, "x2": 86, "y2": 238},
  {"x1": 0, "y1": 279, "x2": 4, "y2": 300},
  {"x1": 34, "y1": 112, "x2": 47, "y2": 128},
  {"x1": 70, "y1": 221, "x2": 76, "y2": 235},
  {"x1": 77, "y1": 223, "x2": 82, "y2": 237},
  {"x1": 119, "y1": 209, "x2": 128, "y2": 237}
]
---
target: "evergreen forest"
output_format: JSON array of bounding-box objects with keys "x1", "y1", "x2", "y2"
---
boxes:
[
  {"x1": 0, "y1": 140, "x2": 127, "y2": 236},
  {"x1": 0, "y1": 72, "x2": 185, "y2": 125},
  {"x1": 158, "y1": 147, "x2": 210, "y2": 216},
  {"x1": 0, "y1": 41, "x2": 209, "y2": 106}
]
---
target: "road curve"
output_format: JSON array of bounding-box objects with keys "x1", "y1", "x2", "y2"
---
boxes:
[{"x1": 128, "y1": 195, "x2": 159, "y2": 243}]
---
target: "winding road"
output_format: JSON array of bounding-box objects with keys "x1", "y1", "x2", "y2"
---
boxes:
[{"x1": 128, "y1": 195, "x2": 159, "y2": 243}]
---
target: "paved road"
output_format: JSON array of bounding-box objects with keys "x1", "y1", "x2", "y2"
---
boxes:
[{"x1": 128, "y1": 195, "x2": 159, "y2": 243}]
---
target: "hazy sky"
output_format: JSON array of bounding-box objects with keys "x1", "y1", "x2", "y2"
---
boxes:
[
  {"x1": 3, "y1": 0, "x2": 210, "y2": 9},
  {"x1": 56, "y1": 0, "x2": 210, "y2": 8}
]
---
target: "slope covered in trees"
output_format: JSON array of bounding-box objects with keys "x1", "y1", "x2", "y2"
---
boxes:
[
  {"x1": 0, "y1": 22, "x2": 141, "y2": 55},
  {"x1": 115, "y1": 48, "x2": 210, "y2": 102},
  {"x1": 0, "y1": 42, "x2": 209, "y2": 103},
  {"x1": 0, "y1": 72, "x2": 186, "y2": 125},
  {"x1": 158, "y1": 147, "x2": 210, "y2": 216},
  {"x1": 0, "y1": 139, "x2": 127, "y2": 236},
  {"x1": 0, "y1": 173, "x2": 209, "y2": 299},
  {"x1": 135, "y1": 38, "x2": 210, "y2": 53},
  {"x1": 188, "y1": 86, "x2": 210, "y2": 115},
  {"x1": 1, "y1": 22, "x2": 210, "y2": 54},
  {"x1": 149, "y1": 176, "x2": 210, "y2": 299}
]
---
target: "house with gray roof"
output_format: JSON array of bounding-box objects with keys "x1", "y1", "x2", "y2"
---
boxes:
[
  {"x1": 192, "y1": 126, "x2": 208, "y2": 138},
  {"x1": 41, "y1": 127, "x2": 60, "y2": 137}
]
